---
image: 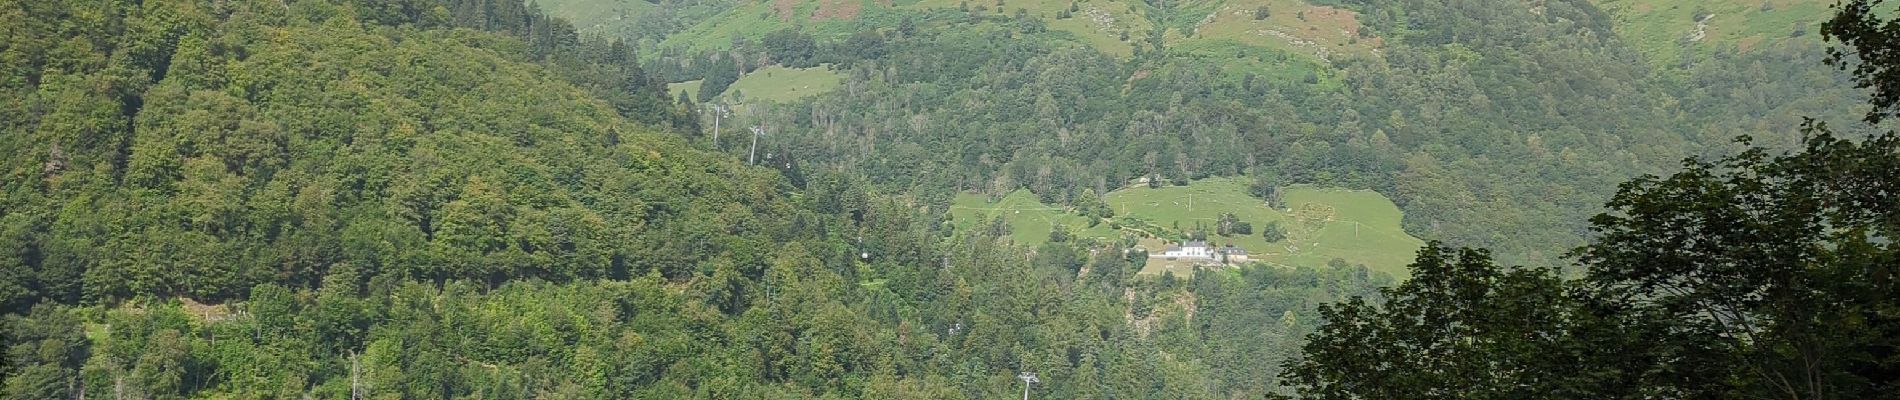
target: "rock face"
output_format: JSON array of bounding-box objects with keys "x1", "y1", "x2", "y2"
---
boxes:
[{"x1": 1690, "y1": 13, "x2": 1715, "y2": 42}]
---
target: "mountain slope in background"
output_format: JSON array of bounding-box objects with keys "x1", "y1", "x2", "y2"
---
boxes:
[
  {"x1": 537, "y1": 0, "x2": 1875, "y2": 270},
  {"x1": 1598, "y1": 0, "x2": 1834, "y2": 67}
]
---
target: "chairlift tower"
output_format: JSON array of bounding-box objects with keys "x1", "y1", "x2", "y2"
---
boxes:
[
  {"x1": 748, "y1": 125, "x2": 765, "y2": 165},
  {"x1": 706, "y1": 104, "x2": 730, "y2": 148},
  {"x1": 1017, "y1": 371, "x2": 1040, "y2": 400}
]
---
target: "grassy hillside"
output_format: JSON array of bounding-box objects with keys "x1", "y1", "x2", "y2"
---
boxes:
[
  {"x1": 910, "y1": 0, "x2": 1157, "y2": 58},
  {"x1": 592, "y1": 0, "x2": 1375, "y2": 63},
  {"x1": 950, "y1": 190, "x2": 1119, "y2": 244},
  {"x1": 656, "y1": 0, "x2": 903, "y2": 53},
  {"x1": 1596, "y1": 0, "x2": 1833, "y2": 66},
  {"x1": 1171, "y1": 0, "x2": 1380, "y2": 62},
  {"x1": 950, "y1": 178, "x2": 1424, "y2": 277},
  {"x1": 726, "y1": 65, "x2": 848, "y2": 102},
  {"x1": 669, "y1": 65, "x2": 845, "y2": 103},
  {"x1": 533, "y1": 0, "x2": 660, "y2": 37},
  {"x1": 1107, "y1": 178, "x2": 1423, "y2": 277}
]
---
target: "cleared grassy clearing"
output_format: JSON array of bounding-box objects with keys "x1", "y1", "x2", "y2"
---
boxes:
[
  {"x1": 648, "y1": 0, "x2": 1361, "y2": 62},
  {"x1": 1172, "y1": 0, "x2": 1380, "y2": 63},
  {"x1": 1105, "y1": 178, "x2": 1421, "y2": 277},
  {"x1": 533, "y1": 0, "x2": 660, "y2": 37},
  {"x1": 669, "y1": 65, "x2": 844, "y2": 104},
  {"x1": 951, "y1": 177, "x2": 1423, "y2": 277},
  {"x1": 1597, "y1": 0, "x2": 1832, "y2": 66},
  {"x1": 902, "y1": 0, "x2": 1156, "y2": 58},
  {"x1": 950, "y1": 190, "x2": 1119, "y2": 245},
  {"x1": 724, "y1": 65, "x2": 847, "y2": 103}
]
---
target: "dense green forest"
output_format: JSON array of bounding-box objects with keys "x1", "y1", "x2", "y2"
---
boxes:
[
  {"x1": 3, "y1": 0, "x2": 1897, "y2": 399},
  {"x1": 0, "y1": 0, "x2": 1389, "y2": 398}
]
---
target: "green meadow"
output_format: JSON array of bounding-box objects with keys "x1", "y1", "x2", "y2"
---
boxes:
[
  {"x1": 951, "y1": 177, "x2": 1424, "y2": 277},
  {"x1": 654, "y1": 1, "x2": 821, "y2": 54},
  {"x1": 1169, "y1": 0, "x2": 1381, "y2": 62},
  {"x1": 1597, "y1": 0, "x2": 1833, "y2": 66},
  {"x1": 725, "y1": 65, "x2": 846, "y2": 103},
  {"x1": 532, "y1": 0, "x2": 659, "y2": 38},
  {"x1": 638, "y1": 0, "x2": 1366, "y2": 63},
  {"x1": 949, "y1": 191, "x2": 1119, "y2": 245},
  {"x1": 1106, "y1": 178, "x2": 1422, "y2": 277},
  {"x1": 670, "y1": 65, "x2": 845, "y2": 104},
  {"x1": 909, "y1": 0, "x2": 1154, "y2": 58}
]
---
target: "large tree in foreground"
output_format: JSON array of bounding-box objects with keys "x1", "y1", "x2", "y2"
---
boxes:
[
  {"x1": 1282, "y1": 244, "x2": 1710, "y2": 400},
  {"x1": 1287, "y1": 128, "x2": 1900, "y2": 400},
  {"x1": 1826, "y1": 0, "x2": 1900, "y2": 124},
  {"x1": 1287, "y1": 1, "x2": 1900, "y2": 395},
  {"x1": 1575, "y1": 129, "x2": 1900, "y2": 399}
]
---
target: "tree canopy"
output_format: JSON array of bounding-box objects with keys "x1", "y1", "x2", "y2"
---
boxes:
[
  {"x1": 0, "y1": 1, "x2": 1388, "y2": 398},
  {"x1": 3, "y1": 0, "x2": 1897, "y2": 398},
  {"x1": 1284, "y1": 4, "x2": 1900, "y2": 393}
]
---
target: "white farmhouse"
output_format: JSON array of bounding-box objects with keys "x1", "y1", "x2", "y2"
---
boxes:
[
  {"x1": 1150, "y1": 241, "x2": 1252, "y2": 265},
  {"x1": 1156, "y1": 241, "x2": 1212, "y2": 259}
]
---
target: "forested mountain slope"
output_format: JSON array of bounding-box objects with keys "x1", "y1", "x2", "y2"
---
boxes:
[
  {"x1": 0, "y1": 0, "x2": 711, "y2": 307},
  {"x1": 0, "y1": 1, "x2": 1384, "y2": 398},
  {"x1": 537, "y1": 0, "x2": 1877, "y2": 268}
]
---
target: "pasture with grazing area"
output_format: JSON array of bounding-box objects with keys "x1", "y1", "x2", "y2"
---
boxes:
[
  {"x1": 1105, "y1": 178, "x2": 1422, "y2": 277},
  {"x1": 671, "y1": 66, "x2": 846, "y2": 104},
  {"x1": 654, "y1": 0, "x2": 872, "y2": 54},
  {"x1": 950, "y1": 191, "x2": 1118, "y2": 245},
  {"x1": 723, "y1": 65, "x2": 846, "y2": 103},
  {"x1": 639, "y1": 0, "x2": 1370, "y2": 64},
  {"x1": 907, "y1": 0, "x2": 1155, "y2": 58},
  {"x1": 951, "y1": 177, "x2": 1424, "y2": 277},
  {"x1": 1170, "y1": 0, "x2": 1382, "y2": 63},
  {"x1": 531, "y1": 0, "x2": 659, "y2": 37},
  {"x1": 1597, "y1": 0, "x2": 1833, "y2": 65}
]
